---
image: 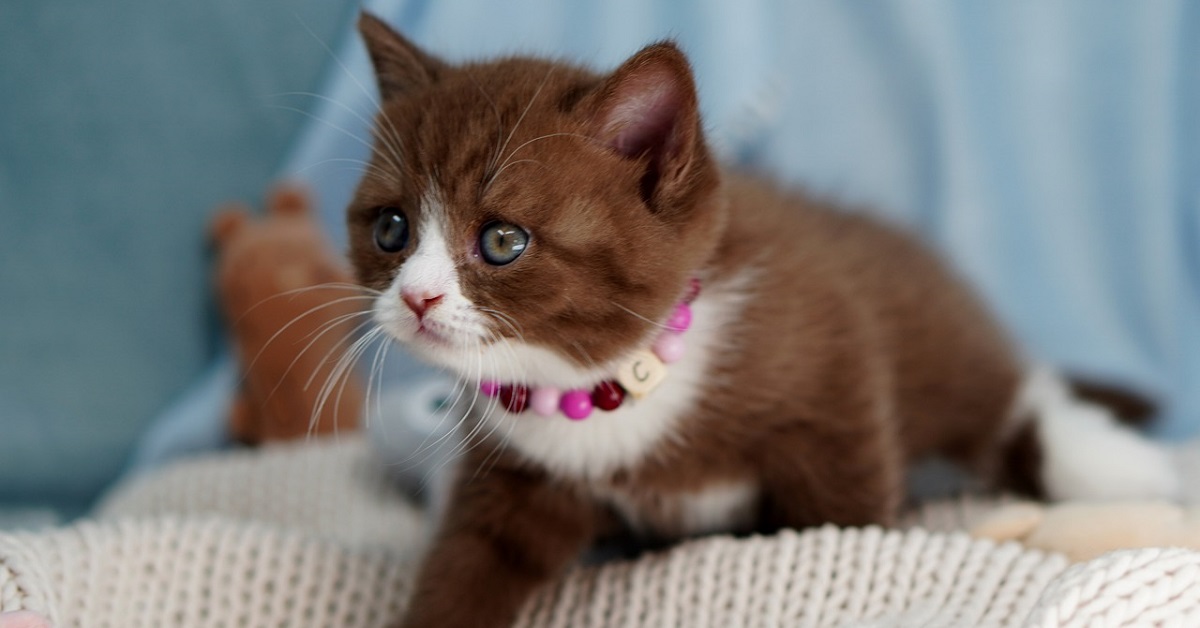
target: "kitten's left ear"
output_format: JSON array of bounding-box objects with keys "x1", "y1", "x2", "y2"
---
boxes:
[
  {"x1": 587, "y1": 42, "x2": 711, "y2": 213},
  {"x1": 358, "y1": 12, "x2": 446, "y2": 100}
]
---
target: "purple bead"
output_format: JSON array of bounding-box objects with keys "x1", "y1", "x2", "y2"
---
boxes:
[
  {"x1": 559, "y1": 390, "x2": 594, "y2": 420},
  {"x1": 479, "y1": 380, "x2": 500, "y2": 397},
  {"x1": 530, "y1": 387, "x2": 560, "y2": 417},
  {"x1": 666, "y1": 303, "x2": 693, "y2": 333},
  {"x1": 653, "y1": 332, "x2": 686, "y2": 364}
]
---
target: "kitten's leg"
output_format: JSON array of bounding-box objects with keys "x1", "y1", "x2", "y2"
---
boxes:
[
  {"x1": 753, "y1": 330, "x2": 908, "y2": 528},
  {"x1": 758, "y1": 417, "x2": 905, "y2": 528},
  {"x1": 1000, "y1": 366, "x2": 1179, "y2": 501},
  {"x1": 756, "y1": 356, "x2": 905, "y2": 529},
  {"x1": 398, "y1": 453, "x2": 597, "y2": 628}
]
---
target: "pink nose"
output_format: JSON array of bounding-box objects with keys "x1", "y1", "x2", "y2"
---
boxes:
[{"x1": 402, "y1": 290, "x2": 444, "y2": 318}]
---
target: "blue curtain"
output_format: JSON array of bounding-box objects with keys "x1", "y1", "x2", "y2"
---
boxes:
[{"x1": 291, "y1": 0, "x2": 1200, "y2": 437}]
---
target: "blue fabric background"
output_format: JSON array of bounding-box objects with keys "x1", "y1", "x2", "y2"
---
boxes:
[
  {"x1": 3, "y1": 0, "x2": 1198, "y2": 515},
  {"x1": 0, "y1": 0, "x2": 354, "y2": 512}
]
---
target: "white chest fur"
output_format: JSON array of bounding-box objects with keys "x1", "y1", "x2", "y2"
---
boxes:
[
  {"x1": 476, "y1": 277, "x2": 749, "y2": 480},
  {"x1": 595, "y1": 480, "x2": 761, "y2": 538}
]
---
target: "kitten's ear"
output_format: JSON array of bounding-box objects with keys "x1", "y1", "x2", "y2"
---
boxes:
[
  {"x1": 358, "y1": 12, "x2": 446, "y2": 100},
  {"x1": 588, "y1": 42, "x2": 708, "y2": 211}
]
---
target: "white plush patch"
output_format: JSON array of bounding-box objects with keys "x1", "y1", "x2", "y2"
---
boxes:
[
  {"x1": 588, "y1": 479, "x2": 758, "y2": 538},
  {"x1": 1172, "y1": 439, "x2": 1200, "y2": 506},
  {"x1": 1016, "y1": 367, "x2": 1180, "y2": 501},
  {"x1": 678, "y1": 481, "x2": 759, "y2": 535},
  {"x1": 476, "y1": 272, "x2": 753, "y2": 479}
]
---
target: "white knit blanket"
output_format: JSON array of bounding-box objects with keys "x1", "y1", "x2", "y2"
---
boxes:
[{"x1": 2, "y1": 437, "x2": 1199, "y2": 627}]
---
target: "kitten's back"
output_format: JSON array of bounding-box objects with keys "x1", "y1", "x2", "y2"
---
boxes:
[{"x1": 714, "y1": 172, "x2": 1024, "y2": 467}]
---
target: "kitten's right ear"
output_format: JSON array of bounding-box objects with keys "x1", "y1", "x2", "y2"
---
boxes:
[
  {"x1": 585, "y1": 42, "x2": 711, "y2": 215},
  {"x1": 357, "y1": 12, "x2": 446, "y2": 100}
]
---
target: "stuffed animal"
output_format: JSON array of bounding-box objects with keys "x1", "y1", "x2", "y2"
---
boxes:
[
  {"x1": 970, "y1": 499, "x2": 1200, "y2": 562},
  {"x1": 210, "y1": 184, "x2": 366, "y2": 443},
  {"x1": 0, "y1": 611, "x2": 51, "y2": 628}
]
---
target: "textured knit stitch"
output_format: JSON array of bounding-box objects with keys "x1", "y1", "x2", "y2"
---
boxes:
[{"x1": 2, "y1": 436, "x2": 1198, "y2": 627}]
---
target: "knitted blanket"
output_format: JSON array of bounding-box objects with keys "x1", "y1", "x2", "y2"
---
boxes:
[{"x1": 2, "y1": 437, "x2": 1198, "y2": 627}]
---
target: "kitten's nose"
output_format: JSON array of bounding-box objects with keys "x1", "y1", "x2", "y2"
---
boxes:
[{"x1": 402, "y1": 290, "x2": 444, "y2": 318}]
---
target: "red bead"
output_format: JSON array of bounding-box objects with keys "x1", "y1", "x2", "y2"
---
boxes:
[
  {"x1": 591, "y1": 380, "x2": 626, "y2": 411},
  {"x1": 499, "y1": 385, "x2": 529, "y2": 413}
]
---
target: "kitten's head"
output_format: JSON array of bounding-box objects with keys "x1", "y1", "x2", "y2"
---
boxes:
[{"x1": 348, "y1": 13, "x2": 724, "y2": 388}]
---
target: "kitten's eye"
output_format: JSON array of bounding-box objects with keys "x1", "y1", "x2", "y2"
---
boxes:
[
  {"x1": 374, "y1": 207, "x2": 410, "y2": 253},
  {"x1": 479, "y1": 222, "x2": 529, "y2": 266}
]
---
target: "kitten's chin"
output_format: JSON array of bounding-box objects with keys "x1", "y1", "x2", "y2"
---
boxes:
[
  {"x1": 411, "y1": 324, "x2": 454, "y2": 347},
  {"x1": 388, "y1": 327, "x2": 476, "y2": 362},
  {"x1": 374, "y1": 307, "x2": 631, "y2": 389},
  {"x1": 401, "y1": 333, "x2": 620, "y2": 391}
]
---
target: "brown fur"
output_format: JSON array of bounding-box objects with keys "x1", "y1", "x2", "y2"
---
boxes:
[{"x1": 351, "y1": 13, "x2": 1044, "y2": 628}]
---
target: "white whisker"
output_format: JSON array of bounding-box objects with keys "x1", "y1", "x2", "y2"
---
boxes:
[
  {"x1": 307, "y1": 326, "x2": 382, "y2": 442},
  {"x1": 272, "y1": 90, "x2": 408, "y2": 175},
  {"x1": 303, "y1": 317, "x2": 378, "y2": 391},
  {"x1": 268, "y1": 103, "x2": 408, "y2": 178},
  {"x1": 233, "y1": 283, "x2": 376, "y2": 327},
  {"x1": 477, "y1": 306, "x2": 526, "y2": 342},
  {"x1": 389, "y1": 340, "x2": 476, "y2": 472},
  {"x1": 490, "y1": 131, "x2": 596, "y2": 187},
  {"x1": 464, "y1": 68, "x2": 506, "y2": 180},
  {"x1": 290, "y1": 13, "x2": 412, "y2": 180},
  {"x1": 237, "y1": 294, "x2": 378, "y2": 391},
  {"x1": 363, "y1": 331, "x2": 389, "y2": 438},
  {"x1": 487, "y1": 159, "x2": 546, "y2": 186},
  {"x1": 293, "y1": 157, "x2": 403, "y2": 189},
  {"x1": 472, "y1": 331, "x2": 524, "y2": 480},
  {"x1": 484, "y1": 66, "x2": 554, "y2": 189},
  {"x1": 259, "y1": 309, "x2": 374, "y2": 405}
]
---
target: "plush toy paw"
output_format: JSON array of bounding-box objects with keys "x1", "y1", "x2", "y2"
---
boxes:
[
  {"x1": 0, "y1": 611, "x2": 53, "y2": 628},
  {"x1": 971, "y1": 499, "x2": 1200, "y2": 562}
]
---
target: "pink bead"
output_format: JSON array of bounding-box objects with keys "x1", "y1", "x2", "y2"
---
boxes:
[
  {"x1": 653, "y1": 332, "x2": 686, "y2": 363},
  {"x1": 559, "y1": 390, "x2": 594, "y2": 420},
  {"x1": 479, "y1": 380, "x2": 500, "y2": 397},
  {"x1": 530, "y1": 387, "x2": 560, "y2": 417},
  {"x1": 666, "y1": 303, "x2": 692, "y2": 333}
]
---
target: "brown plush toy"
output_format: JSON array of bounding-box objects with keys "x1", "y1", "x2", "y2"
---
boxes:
[{"x1": 210, "y1": 184, "x2": 366, "y2": 444}]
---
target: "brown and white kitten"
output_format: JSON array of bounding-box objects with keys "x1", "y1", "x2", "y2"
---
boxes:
[{"x1": 348, "y1": 13, "x2": 1180, "y2": 628}]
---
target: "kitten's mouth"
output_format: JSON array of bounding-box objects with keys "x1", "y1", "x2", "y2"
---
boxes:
[{"x1": 414, "y1": 322, "x2": 451, "y2": 345}]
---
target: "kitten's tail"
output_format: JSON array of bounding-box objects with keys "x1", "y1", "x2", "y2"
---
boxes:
[{"x1": 1000, "y1": 366, "x2": 1180, "y2": 502}]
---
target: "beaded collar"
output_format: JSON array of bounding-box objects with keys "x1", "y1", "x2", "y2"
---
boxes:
[{"x1": 479, "y1": 278, "x2": 701, "y2": 420}]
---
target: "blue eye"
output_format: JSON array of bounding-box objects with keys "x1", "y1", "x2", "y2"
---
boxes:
[
  {"x1": 479, "y1": 222, "x2": 529, "y2": 265},
  {"x1": 374, "y1": 207, "x2": 409, "y2": 253}
]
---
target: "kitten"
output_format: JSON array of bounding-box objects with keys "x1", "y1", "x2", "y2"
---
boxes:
[{"x1": 348, "y1": 13, "x2": 1180, "y2": 628}]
